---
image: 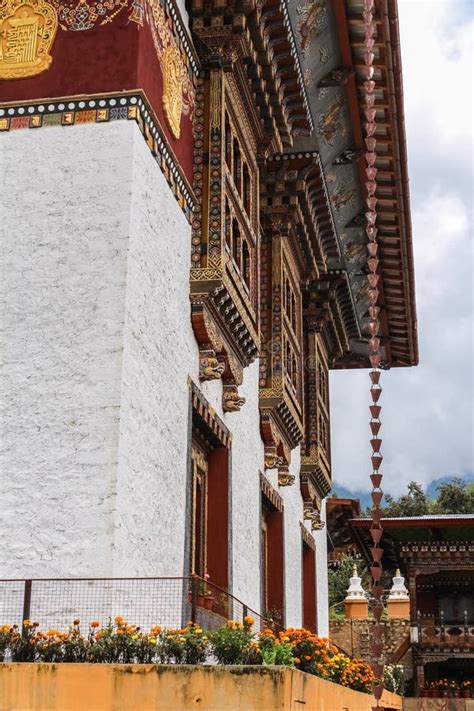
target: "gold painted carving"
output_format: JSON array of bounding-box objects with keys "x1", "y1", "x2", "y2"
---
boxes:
[
  {"x1": 199, "y1": 350, "x2": 225, "y2": 381},
  {"x1": 0, "y1": 0, "x2": 58, "y2": 80},
  {"x1": 162, "y1": 43, "x2": 183, "y2": 139},
  {"x1": 278, "y1": 466, "x2": 295, "y2": 487},
  {"x1": 222, "y1": 385, "x2": 245, "y2": 413},
  {"x1": 146, "y1": 0, "x2": 194, "y2": 136}
]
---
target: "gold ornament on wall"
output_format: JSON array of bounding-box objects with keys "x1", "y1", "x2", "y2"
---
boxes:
[
  {"x1": 0, "y1": 0, "x2": 58, "y2": 80},
  {"x1": 162, "y1": 43, "x2": 183, "y2": 139},
  {"x1": 145, "y1": 0, "x2": 194, "y2": 139}
]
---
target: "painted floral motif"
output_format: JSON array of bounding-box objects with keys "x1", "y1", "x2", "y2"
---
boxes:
[
  {"x1": 342, "y1": 237, "x2": 366, "y2": 263},
  {"x1": 317, "y1": 93, "x2": 345, "y2": 145},
  {"x1": 331, "y1": 184, "x2": 356, "y2": 211},
  {"x1": 144, "y1": 0, "x2": 194, "y2": 126},
  {"x1": 319, "y1": 45, "x2": 329, "y2": 64},
  {"x1": 57, "y1": 0, "x2": 127, "y2": 31},
  {"x1": 296, "y1": 0, "x2": 327, "y2": 58},
  {"x1": 303, "y1": 67, "x2": 314, "y2": 89}
]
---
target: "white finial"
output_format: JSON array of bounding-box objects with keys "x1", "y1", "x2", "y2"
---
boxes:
[
  {"x1": 389, "y1": 569, "x2": 409, "y2": 599},
  {"x1": 345, "y1": 563, "x2": 366, "y2": 600}
]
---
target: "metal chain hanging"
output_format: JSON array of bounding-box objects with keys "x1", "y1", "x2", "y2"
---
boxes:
[{"x1": 362, "y1": 1, "x2": 385, "y2": 708}]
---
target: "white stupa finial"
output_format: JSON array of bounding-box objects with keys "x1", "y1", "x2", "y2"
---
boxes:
[
  {"x1": 388, "y1": 569, "x2": 409, "y2": 599},
  {"x1": 345, "y1": 563, "x2": 366, "y2": 600}
]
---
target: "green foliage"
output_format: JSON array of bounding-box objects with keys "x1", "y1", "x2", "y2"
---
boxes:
[
  {"x1": 380, "y1": 477, "x2": 474, "y2": 517},
  {"x1": 383, "y1": 481, "x2": 430, "y2": 517},
  {"x1": 383, "y1": 664, "x2": 405, "y2": 695},
  {"x1": 328, "y1": 555, "x2": 369, "y2": 608},
  {"x1": 431, "y1": 477, "x2": 474, "y2": 514},
  {"x1": 260, "y1": 640, "x2": 294, "y2": 666},
  {"x1": 209, "y1": 619, "x2": 254, "y2": 665}
]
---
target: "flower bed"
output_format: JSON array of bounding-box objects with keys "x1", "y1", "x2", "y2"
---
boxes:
[
  {"x1": 421, "y1": 679, "x2": 472, "y2": 699},
  {"x1": 0, "y1": 617, "x2": 376, "y2": 694}
]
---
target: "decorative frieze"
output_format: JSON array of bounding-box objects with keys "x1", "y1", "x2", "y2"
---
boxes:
[{"x1": 0, "y1": 93, "x2": 195, "y2": 217}]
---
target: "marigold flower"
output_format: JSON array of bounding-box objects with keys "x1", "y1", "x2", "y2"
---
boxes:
[
  {"x1": 73, "y1": 618, "x2": 80, "y2": 626},
  {"x1": 116, "y1": 629, "x2": 124, "y2": 635},
  {"x1": 243, "y1": 616, "x2": 254, "y2": 627},
  {"x1": 90, "y1": 621, "x2": 100, "y2": 628}
]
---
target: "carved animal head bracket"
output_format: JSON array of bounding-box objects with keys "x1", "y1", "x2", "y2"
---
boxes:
[
  {"x1": 278, "y1": 465, "x2": 295, "y2": 487},
  {"x1": 222, "y1": 384, "x2": 245, "y2": 412},
  {"x1": 199, "y1": 350, "x2": 225, "y2": 381}
]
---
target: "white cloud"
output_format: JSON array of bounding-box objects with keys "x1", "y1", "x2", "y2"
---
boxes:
[{"x1": 330, "y1": 0, "x2": 474, "y2": 496}]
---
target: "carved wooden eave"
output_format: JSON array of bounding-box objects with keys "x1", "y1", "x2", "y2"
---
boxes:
[
  {"x1": 264, "y1": 151, "x2": 340, "y2": 277},
  {"x1": 335, "y1": 0, "x2": 418, "y2": 367},
  {"x1": 187, "y1": 0, "x2": 313, "y2": 148}
]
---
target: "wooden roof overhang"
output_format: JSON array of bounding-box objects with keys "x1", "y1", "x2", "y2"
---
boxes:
[
  {"x1": 350, "y1": 516, "x2": 474, "y2": 571},
  {"x1": 335, "y1": 0, "x2": 418, "y2": 368},
  {"x1": 187, "y1": 0, "x2": 313, "y2": 147},
  {"x1": 326, "y1": 497, "x2": 363, "y2": 559},
  {"x1": 262, "y1": 151, "x2": 361, "y2": 359}
]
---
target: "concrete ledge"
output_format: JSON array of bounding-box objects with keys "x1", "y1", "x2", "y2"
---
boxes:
[{"x1": 0, "y1": 664, "x2": 402, "y2": 711}]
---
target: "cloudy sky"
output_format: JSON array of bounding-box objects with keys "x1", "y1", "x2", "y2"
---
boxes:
[{"x1": 330, "y1": 0, "x2": 474, "y2": 497}]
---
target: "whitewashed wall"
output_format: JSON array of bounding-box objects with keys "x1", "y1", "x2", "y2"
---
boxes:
[
  {"x1": 315, "y1": 498, "x2": 329, "y2": 636},
  {"x1": 280, "y1": 448, "x2": 304, "y2": 627},
  {"x1": 0, "y1": 122, "x2": 134, "y2": 577},
  {"x1": 112, "y1": 127, "x2": 195, "y2": 578},
  {"x1": 0, "y1": 119, "x2": 327, "y2": 630}
]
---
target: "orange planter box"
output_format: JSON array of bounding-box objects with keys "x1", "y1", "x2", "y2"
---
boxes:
[{"x1": 0, "y1": 663, "x2": 402, "y2": 711}]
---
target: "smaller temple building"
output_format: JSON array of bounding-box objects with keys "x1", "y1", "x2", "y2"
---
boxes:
[{"x1": 349, "y1": 514, "x2": 474, "y2": 695}]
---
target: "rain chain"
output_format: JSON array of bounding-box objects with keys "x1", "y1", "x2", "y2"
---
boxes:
[{"x1": 362, "y1": 1, "x2": 385, "y2": 709}]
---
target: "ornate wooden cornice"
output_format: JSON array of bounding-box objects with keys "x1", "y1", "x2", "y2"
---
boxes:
[{"x1": 187, "y1": 0, "x2": 313, "y2": 147}]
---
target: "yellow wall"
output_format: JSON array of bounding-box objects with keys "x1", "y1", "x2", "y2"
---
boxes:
[{"x1": 0, "y1": 664, "x2": 402, "y2": 711}]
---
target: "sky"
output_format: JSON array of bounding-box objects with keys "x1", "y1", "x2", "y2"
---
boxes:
[{"x1": 330, "y1": 0, "x2": 474, "y2": 497}]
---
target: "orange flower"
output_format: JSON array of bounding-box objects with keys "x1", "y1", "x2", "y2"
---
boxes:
[{"x1": 90, "y1": 621, "x2": 100, "y2": 628}]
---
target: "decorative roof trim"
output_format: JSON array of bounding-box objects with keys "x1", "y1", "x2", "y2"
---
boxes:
[
  {"x1": 280, "y1": 0, "x2": 314, "y2": 133},
  {"x1": 260, "y1": 472, "x2": 284, "y2": 512},
  {"x1": 190, "y1": 380, "x2": 231, "y2": 448},
  {"x1": 300, "y1": 522, "x2": 316, "y2": 551}
]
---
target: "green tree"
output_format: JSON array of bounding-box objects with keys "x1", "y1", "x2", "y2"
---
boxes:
[
  {"x1": 328, "y1": 555, "x2": 369, "y2": 609},
  {"x1": 431, "y1": 476, "x2": 474, "y2": 514},
  {"x1": 382, "y1": 481, "x2": 430, "y2": 517}
]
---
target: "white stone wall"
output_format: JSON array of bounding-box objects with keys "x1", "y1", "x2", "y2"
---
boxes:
[
  {"x1": 0, "y1": 119, "x2": 328, "y2": 631},
  {"x1": 0, "y1": 122, "x2": 134, "y2": 577},
  {"x1": 112, "y1": 127, "x2": 195, "y2": 578},
  {"x1": 280, "y1": 448, "x2": 304, "y2": 627},
  {"x1": 315, "y1": 498, "x2": 329, "y2": 636},
  {"x1": 197, "y1": 364, "x2": 264, "y2": 615}
]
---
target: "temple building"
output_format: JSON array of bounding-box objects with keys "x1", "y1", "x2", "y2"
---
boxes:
[
  {"x1": 0, "y1": 0, "x2": 417, "y2": 634},
  {"x1": 346, "y1": 514, "x2": 474, "y2": 694}
]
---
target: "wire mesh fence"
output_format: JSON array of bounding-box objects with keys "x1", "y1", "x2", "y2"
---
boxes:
[{"x1": 0, "y1": 577, "x2": 278, "y2": 635}]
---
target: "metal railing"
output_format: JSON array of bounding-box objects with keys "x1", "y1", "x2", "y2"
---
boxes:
[{"x1": 0, "y1": 577, "x2": 281, "y2": 635}]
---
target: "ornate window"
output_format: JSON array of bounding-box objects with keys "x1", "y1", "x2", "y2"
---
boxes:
[
  {"x1": 189, "y1": 0, "x2": 312, "y2": 411},
  {"x1": 260, "y1": 474, "x2": 285, "y2": 623},
  {"x1": 190, "y1": 439, "x2": 209, "y2": 577},
  {"x1": 189, "y1": 384, "x2": 231, "y2": 591}
]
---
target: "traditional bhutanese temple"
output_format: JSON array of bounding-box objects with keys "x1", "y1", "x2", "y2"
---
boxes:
[
  {"x1": 1, "y1": 0, "x2": 417, "y2": 646},
  {"x1": 349, "y1": 514, "x2": 474, "y2": 694}
]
